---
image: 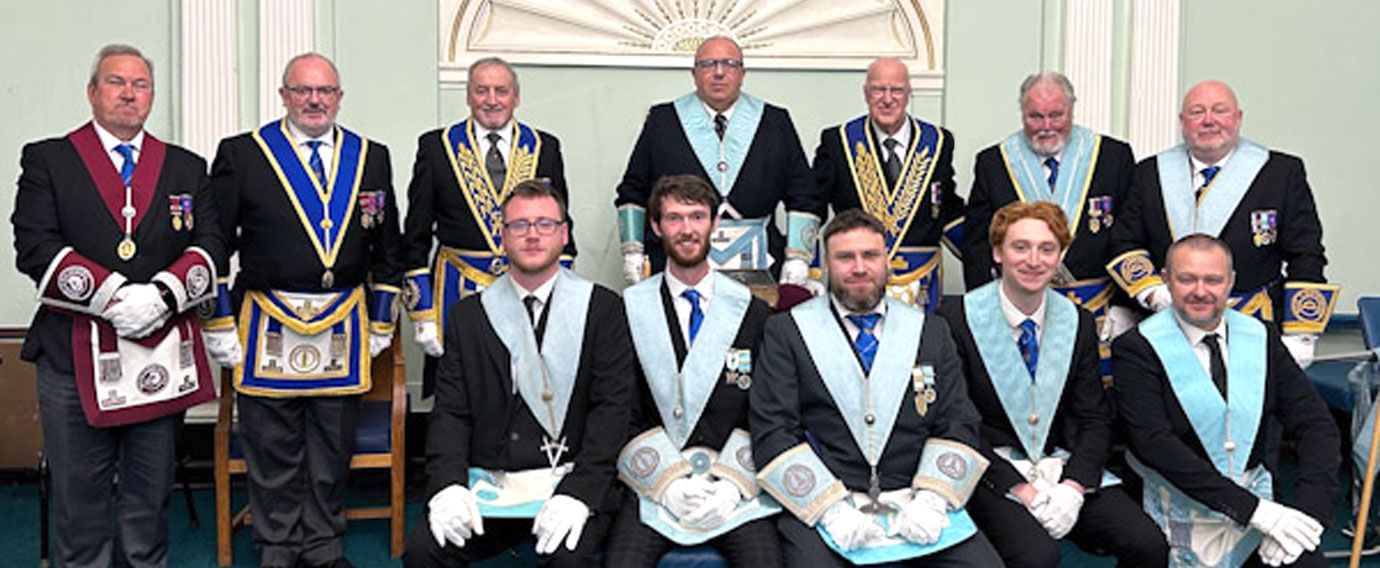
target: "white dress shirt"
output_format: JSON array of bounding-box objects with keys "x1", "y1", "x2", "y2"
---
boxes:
[
  {"x1": 665, "y1": 271, "x2": 716, "y2": 347},
  {"x1": 92, "y1": 121, "x2": 145, "y2": 176},
  {"x1": 832, "y1": 296, "x2": 888, "y2": 343},
  {"x1": 1174, "y1": 313, "x2": 1230, "y2": 378},
  {"x1": 514, "y1": 273, "x2": 558, "y2": 327},
  {"x1": 998, "y1": 284, "x2": 1047, "y2": 344},
  {"x1": 286, "y1": 120, "x2": 334, "y2": 177},
  {"x1": 475, "y1": 120, "x2": 514, "y2": 166}
]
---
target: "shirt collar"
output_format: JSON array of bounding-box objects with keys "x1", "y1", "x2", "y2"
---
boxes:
[
  {"x1": 1190, "y1": 147, "x2": 1235, "y2": 173},
  {"x1": 997, "y1": 282, "x2": 1046, "y2": 331},
  {"x1": 475, "y1": 120, "x2": 514, "y2": 144},
  {"x1": 92, "y1": 121, "x2": 145, "y2": 154},
  {"x1": 830, "y1": 293, "x2": 887, "y2": 321},
  {"x1": 514, "y1": 271, "x2": 558, "y2": 306},
  {"x1": 1174, "y1": 310, "x2": 1228, "y2": 347},
  {"x1": 701, "y1": 99, "x2": 737, "y2": 123},
  {"x1": 665, "y1": 269, "x2": 716, "y2": 304},
  {"x1": 285, "y1": 119, "x2": 334, "y2": 148},
  {"x1": 872, "y1": 116, "x2": 911, "y2": 150}
]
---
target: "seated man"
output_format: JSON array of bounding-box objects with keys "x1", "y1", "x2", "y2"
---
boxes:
[
  {"x1": 403, "y1": 180, "x2": 634, "y2": 567},
  {"x1": 1114, "y1": 234, "x2": 1339, "y2": 567},
  {"x1": 939, "y1": 201, "x2": 1165, "y2": 567},
  {"x1": 609, "y1": 175, "x2": 781, "y2": 566},
  {"x1": 750, "y1": 209, "x2": 1001, "y2": 566}
]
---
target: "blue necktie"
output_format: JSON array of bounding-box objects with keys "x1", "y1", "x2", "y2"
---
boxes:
[
  {"x1": 306, "y1": 140, "x2": 326, "y2": 186},
  {"x1": 683, "y1": 289, "x2": 703, "y2": 345},
  {"x1": 1196, "y1": 165, "x2": 1221, "y2": 203},
  {"x1": 115, "y1": 143, "x2": 135, "y2": 186},
  {"x1": 1018, "y1": 318, "x2": 1039, "y2": 380},
  {"x1": 847, "y1": 314, "x2": 881, "y2": 374},
  {"x1": 1044, "y1": 157, "x2": 1059, "y2": 188}
]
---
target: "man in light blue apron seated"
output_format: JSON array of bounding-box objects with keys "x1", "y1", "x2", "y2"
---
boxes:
[
  {"x1": 404, "y1": 180, "x2": 634, "y2": 567},
  {"x1": 609, "y1": 175, "x2": 783, "y2": 566},
  {"x1": 750, "y1": 209, "x2": 1001, "y2": 566},
  {"x1": 939, "y1": 201, "x2": 1165, "y2": 567},
  {"x1": 1113, "y1": 234, "x2": 1339, "y2": 567}
]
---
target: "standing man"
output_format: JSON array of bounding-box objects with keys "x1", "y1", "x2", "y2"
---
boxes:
[
  {"x1": 210, "y1": 52, "x2": 403, "y2": 568},
  {"x1": 12, "y1": 44, "x2": 223, "y2": 567},
  {"x1": 939, "y1": 201, "x2": 1165, "y2": 567},
  {"x1": 402, "y1": 57, "x2": 574, "y2": 396},
  {"x1": 964, "y1": 71, "x2": 1137, "y2": 380},
  {"x1": 1108, "y1": 80, "x2": 1336, "y2": 368},
  {"x1": 405, "y1": 182, "x2": 633, "y2": 567},
  {"x1": 609, "y1": 175, "x2": 781, "y2": 566},
  {"x1": 750, "y1": 209, "x2": 1001, "y2": 566},
  {"x1": 1114, "y1": 235, "x2": 1338, "y2": 567},
  {"x1": 811, "y1": 57, "x2": 964, "y2": 312},
  {"x1": 615, "y1": 35, "x2": 820, "y2": 285}
]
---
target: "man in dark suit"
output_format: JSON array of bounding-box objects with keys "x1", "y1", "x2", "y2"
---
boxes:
[
  {"x1": 939, "y1": 201, "x2": 1164, "y2": 567},
  {"x1": 1114, "y1": 234, "x2": 1338, "y2": 567},
  {"x1": 402, "y1": 57, "x2": 575, "y2": 396},
  {"x1": 1108, "y1": 80, "x2": 1336, "y2": 369},
  {"x1": 404, "y1": 181, "x2": 634, "y2": 567},
  {"x1": 750, "y1": 209, "x2": 1000, "y2": 566},
  {"x1": 812, "y1": 57, "x2": 963, "y2": 312},
  {"x1": 12, "y1": 43, "x2": 224, "y2": 567},
  {"x1": 608, "y1": 175, "x2": 781, "y2": 566},
  {"x1": 210, "y1": 52, "x2": 403, "y2": 568},
  {"x1": 614, "y1": 35, "x2": 819, "y2": 284}
]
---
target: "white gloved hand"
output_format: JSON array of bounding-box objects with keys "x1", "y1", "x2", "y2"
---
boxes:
[
  {"x1": 622, "y1": 252, "x2": 647, "y2": 285},
  {"x1": 1248, "y1": 499, "x2": 1323, "y2": 562},
  {"x1": 659, "y1": 476, "x2": 711, "y2": 520},
  {"x1": 102, "y1": 284, "x2": 170, "y2": 338},
  {"x1": 819, "y1": 500, "x2": 885, "y2": 551},
  {"x1": 779, "y1": 258, "x2": 810, "y2": 285},
  {"x1": 369, "y1": 331, "x2": 392, "y2": 357},
  {"x1": 678, "y1": 479, "x2": 739, "y2": 529},
  {"x1": 1281, "y1": 333, "x2": 1318, "y2": 370},
  {"x1": 532, "y1": 494, "x2": 590, "y2": 555},
  {"x1": 1032, "y1": 481, "x2": 1084, "y2": 539},
  {"x1": 1258, "y1": 534, "x2": 1291, "y2": 567},
  {"x1": 203, "y1": 327, "x2": 242, "y2": 368},
  {"x1": 414, "y1": 320, "x2": 444, "y2": 357},
  {"x1": 1135, "y1": 283, "x2": 1172, "y2": 312},
  {"x1": 888, "y1": 489, "x2": 950, "y2": 545},
  {"x1": 427, "y1": 484, "x2": 485, "y2": 549},
  {"x1": 1102, "y1": 305, "x2": 1141, "y2": 342}
]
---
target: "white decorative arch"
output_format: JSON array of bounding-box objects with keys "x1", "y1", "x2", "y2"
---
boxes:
[{"x1": 438, "y1": 0, "x2": 945, "y2": 92}]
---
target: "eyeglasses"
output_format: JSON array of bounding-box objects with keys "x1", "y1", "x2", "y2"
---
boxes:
[
  {"x1": 503, "y1": 217, "x2": 565, "y2": 235},
  {"x1": 284, "y1": 85, "x2": 342, "y2": 99},
  {"x1": 865, "y1": 85, "x2": 909, "y2": 99},
  {"x1": 695, "y1": 58, "x2": 743, "y2": 71}
]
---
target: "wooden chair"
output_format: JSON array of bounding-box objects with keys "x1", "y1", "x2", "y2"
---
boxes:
[{"x1": 214, "y1": 335, "x2": 407, "y2": 566}]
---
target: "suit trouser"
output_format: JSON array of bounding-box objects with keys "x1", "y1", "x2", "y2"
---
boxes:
[
  {"x1": 403, "y1": 510, "x2": 614, "y2": 567},
  {"x1": 238, "y1": 393, "x2": 360, "y2": 567},
  {"x1": 775, "y1": 511, "x2": 1002, "y2": 567},
  {"x1": 967, "y1": 482, "x2": 1167, "y2": 567},
  {"x1": 37, "y1": 358, "x2": 180, "y2": 568},
  {"x1": 603, "y1": 491, "x2": 783, "y2": 567}
]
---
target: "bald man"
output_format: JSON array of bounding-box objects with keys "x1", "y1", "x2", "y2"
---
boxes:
[
  {"x1": 811, "y1": 57, "x2": 964, "y2": 313},
  {"x1": 1108, "y1": 80, "x2": 1336, "y2": 369}
]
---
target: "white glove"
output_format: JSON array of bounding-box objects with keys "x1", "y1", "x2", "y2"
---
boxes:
[
  {"x1": 1258, "y1": 534, "x2": 1292, "y2": 567},
  {"x1": 779, "y1": 258, "x2": 810, "y2": 285},
  {"x1": 1135, "y1": 283, "x2": 1172, "y2": 312},
  {"x1": 819, "y1": 500, "x2": 885, "y2": 551},
  {"x1": 203, "y1": 327, "x2": 242, "y2": 368},
  {"x1": 622, "y1": 252, "x2": 647, "y2": 285},
  {"x1": 888, "y1": 489, "x2": 950, "y2": 545},
  {"x1": 533, "y1": 494, "x2": 590, "y2": 555},
  {"x1": 1032, "y1": 481, "x2": 1084, "y2": 539},
  {"x1": 369, "y1": 331, "x2": 392, "y2": 357},
  {"x1": 1101, "y1": 305, "x2": 1140, "y2": 342},
  {"x1": 1248, "y1": 499, "x2": 1323, "y2": 562},
  {"x1": 414, "y1": 320, "x2": 444, "y2": 357},
  {"x1": 1281, "y1": 333, "x2": 1317, "y2": 370},
  {"x1": 678, "y1": 479, "x2": 739, "y2": 529},
  {"x1": 659, "y1": 476, "x2": 711, "y2": 520},
  {"x1": 102, "y1": 284, "x2": 170, "y2": 338},
  {"x1": 427, "y1": 484, "x2": 484, "y2": 549}
]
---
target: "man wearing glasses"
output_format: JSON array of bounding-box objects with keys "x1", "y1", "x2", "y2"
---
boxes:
[
  {"x1": 615, "y1": 36, "x2": 820, "y2": 288},
  {"x1": 811, "y1": 57, "x2": 964, "y2": 313},
  {"x1": 406, "y1": 180, "x2": 633, "y2": 567},
  {"x1": 209, "y1": 52, "x2": 403, "y2": 568}
]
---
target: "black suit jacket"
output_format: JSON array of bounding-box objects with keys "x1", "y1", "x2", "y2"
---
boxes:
[
  {"x1": 964, "y1": 135, "x2": 1135, "y2": 290},
  {"x1": 1112, "y1": 323, "x2": 1339, "y2": 524},
  {"x1": 937, "y1": 298, "x2": 1111, "y2": 493},
  {"x1": 614, "y1": 100, "x2": 818, "y2": 275},
  {"x1": 424, "y1": 283, "x2": 634, "y2": 513},
  {"x1": 14, "y1": 127, "x2": 225, "y2": 371}
]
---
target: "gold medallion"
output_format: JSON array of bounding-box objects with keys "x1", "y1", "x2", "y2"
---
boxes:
[
  {"x1": 117, "y1": 238, "x2": 137, "y2": 261},
  {"x1": 1089, "y1": 217, "x2": 1101, "y2": 234},
  {"x1": 171, "y1": 214, "x2": 182, "y2": 232}
]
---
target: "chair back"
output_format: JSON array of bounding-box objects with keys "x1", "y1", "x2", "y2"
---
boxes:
[{"x1": 1360, "y1": 297, "x2": 1380, "y2": 351}]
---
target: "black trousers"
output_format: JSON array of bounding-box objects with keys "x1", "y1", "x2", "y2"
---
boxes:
[
  {"x1": 967, "y1": 483, "x2": 1168, "y2": 567},
  {"x1": 603, "y1": 492, "x2": 783, "y2": 567},
  {"x1": 403, "y1": 509, "x2": 613, "y2": 567},
  {"x1": 238, "y1": 393, "x2": 360, "y2": 567},
  {"x1": 776, "y1": 511, "x2": 1002, "y2": 567}
]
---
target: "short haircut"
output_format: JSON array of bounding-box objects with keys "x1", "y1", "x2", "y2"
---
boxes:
[
  {"x1": 821, "y1": 208, "x2": 886, "y2": 254},
  {"x1": 280, "y1": 52, "x2": 340, "y2": 87},
  {"x1": 1164, "y1": 233, "x2": 1233, "y2": 273},
  {"x1": 500, "y1": 178, "x2": 567, "y2": 221},
  {"x1": 648, "y1": 175, "x2": 720, "y2": 222},
  {"x1": 468, "y1": 56, "x2": 520, "y2": 95},
  {"x1": 989, "y1": 201, "x2": 1072, "y2": 251},
  {"x1": 89, "y1": 44, "x2": 154, "y2": 88},
  {"x1": 1019, "y1": 71, "x2": 1077, "y2": 107}
]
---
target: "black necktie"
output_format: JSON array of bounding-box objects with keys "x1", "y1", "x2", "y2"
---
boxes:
[
  {"x1": 523, "y1": 295, "x2": 538, "y2": 326},
  {"x1": 485, "y1": 131, "x2": 506, "y2": 191},
  {"x1": 1203, "y1": 333, "x2": 1228, "y2": 398},
  {"x1": 713, "y1": 113, "x2": 727, "y2": 140},
  {"x1": 882, "y1": 138, "x2": 902, "y2": 188}
]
